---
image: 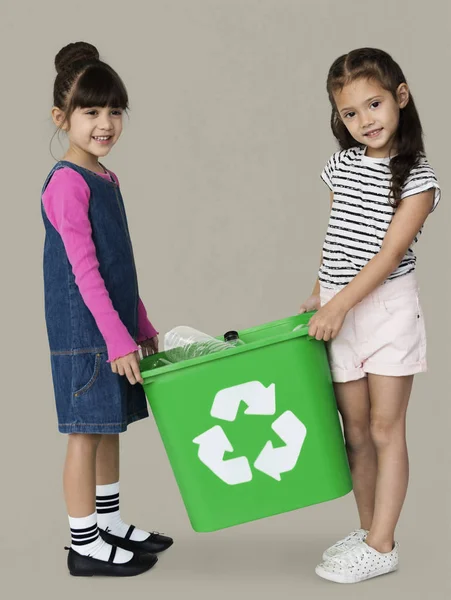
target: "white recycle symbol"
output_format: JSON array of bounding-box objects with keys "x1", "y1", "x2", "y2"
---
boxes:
[{"x1": 192, "y1": 381, "x2": 307, "y2": 485}]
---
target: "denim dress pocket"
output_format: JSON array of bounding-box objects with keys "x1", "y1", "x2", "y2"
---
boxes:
[{"x1": 72, "y1": 352, "x2": 103, "y2": 397}]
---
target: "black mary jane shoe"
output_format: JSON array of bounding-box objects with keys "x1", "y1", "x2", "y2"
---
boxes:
[
  {"x1": 66, "y1": 545, "x2": 158, "y2": 577},
  {"x1": 99, "y1": 525, "x2": 174, "y2": 554}
]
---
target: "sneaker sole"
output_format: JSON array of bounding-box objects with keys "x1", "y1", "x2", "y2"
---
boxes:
[{"x1": 315, "y1": 563, "x2": 398, "y2": 584}]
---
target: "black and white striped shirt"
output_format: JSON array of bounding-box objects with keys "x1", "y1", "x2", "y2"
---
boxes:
[{"x1": 319, "y1": 146, "x2": 440, "y2": 289}]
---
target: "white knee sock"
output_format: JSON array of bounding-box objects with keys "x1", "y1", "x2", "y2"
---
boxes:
[
  {"x1": 96, "y1": 482, "x2": 149, "y2": 542},
  {"x1": 69, "y1": 512, "x2": 133, "y2": 564}
]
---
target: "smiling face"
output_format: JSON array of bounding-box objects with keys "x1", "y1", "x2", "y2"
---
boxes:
[
  {"x1": 333, "y1": 77, "x2": 409, "y2": 158},
  {"x1": 52, "y1": 105, "x2": 124, "y2": 169}
]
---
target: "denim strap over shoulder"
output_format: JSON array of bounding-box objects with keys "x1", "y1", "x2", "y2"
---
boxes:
[{"x1": 41, "y1": 161, "x2": 140, "y2": 353}]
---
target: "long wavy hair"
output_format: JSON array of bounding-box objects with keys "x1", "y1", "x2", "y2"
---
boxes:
[{"x1": 327, "y1": 48, "x2": 424, "y2": 207}]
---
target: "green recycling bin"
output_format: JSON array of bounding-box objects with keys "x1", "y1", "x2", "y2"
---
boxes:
[{"x1": 140, "y1": 312, "x2": 352, "y2": 532}]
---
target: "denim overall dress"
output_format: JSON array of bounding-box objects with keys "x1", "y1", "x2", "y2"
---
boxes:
[{"x1": 41, "y1": 161, "x2": 149, "y2": 434}]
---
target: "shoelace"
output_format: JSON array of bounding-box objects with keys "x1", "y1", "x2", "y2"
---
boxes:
[
  {"x1": 335, "y1": 530, "x2": 364, "y2": 549},
  {"x1": 331, "y1": 543, "x2": 372, "y2": 567}
]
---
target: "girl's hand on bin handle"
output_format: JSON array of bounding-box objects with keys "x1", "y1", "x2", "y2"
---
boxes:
[
  {"x1": 298, "y1": 294, "x2": 321, "y2": 314},
  {"x1": 307, "y1": 301, "x2": 347, "y2": 342},
  {"x1": 139, "y1": 335, "x2": 159, "y2": 357},
  {"x1": 111, "y1": 351, "x2": 143, "y2": 385}
]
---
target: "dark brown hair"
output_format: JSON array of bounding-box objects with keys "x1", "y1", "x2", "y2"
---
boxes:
[
  {"x1": 326, "y1": 48, "x2": 424, "y2": 207},
  {"x1": 53, "y1": 41, "x2": 129, "y2": 129}
]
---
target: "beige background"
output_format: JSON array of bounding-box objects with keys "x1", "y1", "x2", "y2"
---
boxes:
[{"x1": 0, "y1": 0, "x2": 449, "y2": 598}]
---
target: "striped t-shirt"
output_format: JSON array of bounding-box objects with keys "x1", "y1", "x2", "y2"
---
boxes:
[{"x1": 319, "y1": 146, "x2": 440, "y2": 289}]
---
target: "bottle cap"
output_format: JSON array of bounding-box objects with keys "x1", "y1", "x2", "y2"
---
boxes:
[{"x1": 224, "y1": 330, "x2": 239, "y2": 342}]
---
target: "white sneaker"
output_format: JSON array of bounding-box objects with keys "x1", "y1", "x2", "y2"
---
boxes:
[
  {"x1": 322, "y1": 528, "x2": 368, "y2": 561},
  {"x1": 315, "y1": 540, "x2": 399, "y2": 584}
]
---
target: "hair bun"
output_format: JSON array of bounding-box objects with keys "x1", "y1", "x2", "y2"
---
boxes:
[{"x1": 55, "y1": 42, "x2": 100, "y2": 74}]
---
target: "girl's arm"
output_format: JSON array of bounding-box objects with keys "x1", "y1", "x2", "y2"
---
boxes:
[
  {"x1": 314, "y1": 190, "x2": 334, "y2": 293},
  {"x1": 106, "y1": 170, "x2": 159, "y2": 344},
  {"x1": 334, "y1": 189, "x2": 434, "y2": 311},
  {"x1": 299, "y1": 191, "x2": 333, "y2": 313},
  {"x1": 309, "y1": 189, "x2": 435, "y2": 340},
  {"x1": 137, "y1": 298, "x2": 158, "y2": 342},
  {"x1": 42, "y1": 168, "x2": 140, "y2": 362}
]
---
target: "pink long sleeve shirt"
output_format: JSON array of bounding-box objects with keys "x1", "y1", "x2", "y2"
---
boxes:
[{"x1": 42, "y1": 167, "x2": 158, "y2": 362}]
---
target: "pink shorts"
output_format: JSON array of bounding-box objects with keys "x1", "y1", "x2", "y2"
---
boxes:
[{"x1": 320, "y1": 272, "x2": 427, "y2": 383}]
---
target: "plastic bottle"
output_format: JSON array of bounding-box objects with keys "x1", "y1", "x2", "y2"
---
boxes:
[
  {"x1": 163, "y1": 326, "x2": 236, "y2": 363},
  {"x1": 223, "y1": 330, "x2": 246, "y2": 347}
]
